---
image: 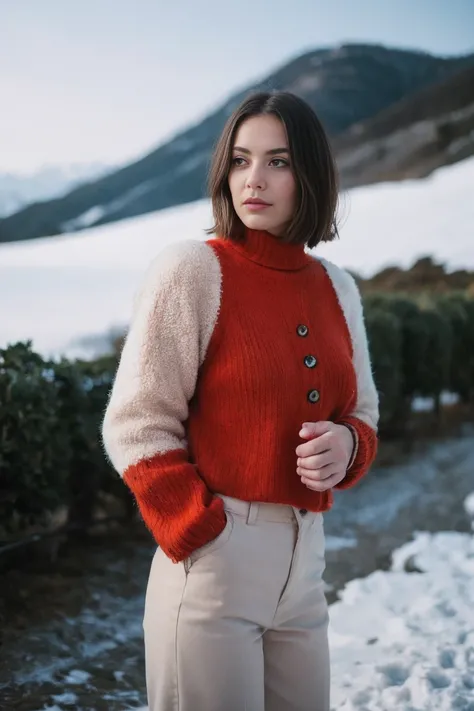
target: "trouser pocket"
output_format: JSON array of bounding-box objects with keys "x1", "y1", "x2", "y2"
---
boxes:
[{"x1": 184, "y1": 509, "x2": 234, "y2": 573}]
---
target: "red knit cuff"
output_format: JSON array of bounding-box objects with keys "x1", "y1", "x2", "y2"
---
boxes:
[
  {"x1": 124, "y1": 449, "x2": 226, "y2": 562},
  {"x1": 335, "y1": 416, "x2": 378, "y2": 490}
]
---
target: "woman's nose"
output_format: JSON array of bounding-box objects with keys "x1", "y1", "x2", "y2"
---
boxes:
[{"x1": 246, "y1": 167, "x2": 266, "y2": 191}]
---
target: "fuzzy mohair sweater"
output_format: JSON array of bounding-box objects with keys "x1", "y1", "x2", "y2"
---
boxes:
[{"x1": 102, "y1": 229, "x2": 379, "y2": 562}]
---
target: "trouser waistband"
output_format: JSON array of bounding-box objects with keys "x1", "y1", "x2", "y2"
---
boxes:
[{"x1": 219, "y1": 495, "x2": 321, "y2": 525}]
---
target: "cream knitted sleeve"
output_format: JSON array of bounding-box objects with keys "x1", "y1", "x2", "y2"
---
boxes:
[
  {"x1": 319, "y1": 257, "x2": 379, "y2": 488},
  {"x1": 102, "y1": 239, "x2": 226, "y2": 562}
]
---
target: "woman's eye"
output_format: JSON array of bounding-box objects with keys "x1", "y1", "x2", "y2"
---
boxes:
[
  {"x1": 232, "y1": 157, "x2": 246, "y2": 166},
  {"x1": 270, "y1": 158, "x2": 289, "y2": 168}
]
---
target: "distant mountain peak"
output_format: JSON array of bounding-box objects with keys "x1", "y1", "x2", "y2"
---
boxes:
[{"x1": 0, "y1": 162, "x2": 113, "y2": 218}]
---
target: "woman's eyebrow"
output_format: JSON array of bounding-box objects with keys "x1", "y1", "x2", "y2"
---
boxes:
[{"x1": 233, "y1": 146, "x2": 289, "y2": 155}]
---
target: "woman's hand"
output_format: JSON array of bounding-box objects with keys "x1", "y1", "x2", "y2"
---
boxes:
[{"x1": 295, "y1": 421, "x2": 354, "y2": 491}]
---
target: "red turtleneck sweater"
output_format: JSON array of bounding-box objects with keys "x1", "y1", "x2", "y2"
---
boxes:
[{"x1": 102, "y1": 230, "x2": 379, "y2": 562}]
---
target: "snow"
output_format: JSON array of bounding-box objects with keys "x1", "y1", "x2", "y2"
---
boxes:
[
  {"x1": 325, "y1": 535, "x2": 358, "y2": 551},
  {"x1": 321, "y1": 155, "x2": 474, "y2": 277},
  {"x1": 127, "y1": 492, "x2": 474, "y2": 711},
  {"x1": 61, "y1": 179, "x2": 163, "y2": 233},
  {"x1": 0, "y1": 156, "x2": 473, "y2": 358},
  {"x1": 50, "y1": 693, "x2": 78, "y2": 706},
  {"x1": 464, "y1": 493, "x2": 474, "y2": 522},
  {"x1": 61, "y1": 205, "x2": 107, "y2": 231},
  {"x1": 63, "y1": 670, "x2": 91, "y2": 685},
  {"x1": 0, "y1": 163, "x2": 110, "y2": 217},
  {"x1": 330, "y1": 528, "x2": 474, "y2": 709},
  {"x1": 412, "y1": 392, "x2": 460, "y2": 413}
]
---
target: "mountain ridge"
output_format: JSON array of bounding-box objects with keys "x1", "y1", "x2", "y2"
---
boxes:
[{"x1": 1, "y1": 43, "x2": 473, "y2": 244}]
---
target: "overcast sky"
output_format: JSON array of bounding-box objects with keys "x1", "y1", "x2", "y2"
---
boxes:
[{"x1": 1, "y1": 0, "x2": 473, "y2": 173}]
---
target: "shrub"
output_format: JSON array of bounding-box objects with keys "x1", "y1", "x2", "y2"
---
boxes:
[
  {"x1": 364, "y1": 306, "x2": 403, "y2": 429},
  {"x1": 0, "y1": 343, "x2": 70, "y2": 534}
]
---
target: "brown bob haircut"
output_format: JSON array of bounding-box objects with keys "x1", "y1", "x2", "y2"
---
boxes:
[{"x1": 207, "y1": 91, "x2": 339, "y2": 249}]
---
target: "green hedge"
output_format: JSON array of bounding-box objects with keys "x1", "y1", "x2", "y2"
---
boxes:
[
  {"x1": 0, "y1": 343, "x2": 126, "y2": 537},
  {"x1": 363, "y1": 292, "x2": 474, "y2": 428},
  {"x1": 1, "y1": 292, "x2": 473, "y2": 535}
]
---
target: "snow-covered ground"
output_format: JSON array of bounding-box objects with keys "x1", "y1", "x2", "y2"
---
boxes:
[
  {"x1": 3, "y1": 433, "x2": 472, "y2": 710},
  {"x1": 130, "y1": 492, "x2": 474, "y2": 711},
  {"x1": 1, "y1": 156, "x2": 473, "y2": 358},
  {"x1": 329, "y1": 523, "x2": 474, "y2": 709}
]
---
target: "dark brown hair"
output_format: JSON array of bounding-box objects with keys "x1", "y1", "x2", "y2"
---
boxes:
[{"x1": 207, "y1": 91, "x2": 339, "y2": 249}]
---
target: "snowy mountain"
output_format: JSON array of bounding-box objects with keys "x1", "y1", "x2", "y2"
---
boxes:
[
  {"x1": 0, "y1": 163, "x2": 112, "y2": 218},
  {"x1": 0, "y1": 155, "x2": 473, "y2": 359},
  {"x1": 1, "y1": 43, "x2": 473, "y2": 243}
]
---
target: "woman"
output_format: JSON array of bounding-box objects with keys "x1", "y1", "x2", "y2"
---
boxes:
[{"x1": 102, "y1": 91, "x2": 379, "y2": 711}]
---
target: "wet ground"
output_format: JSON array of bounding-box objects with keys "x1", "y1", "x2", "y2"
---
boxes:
[{"x1": 1, "y1": 427, "x2": 474, "y2": 711}]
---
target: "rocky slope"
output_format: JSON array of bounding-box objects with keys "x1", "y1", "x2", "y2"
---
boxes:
[{"x1": 336, "y1": 64, "x2": 474, "y2": 187}]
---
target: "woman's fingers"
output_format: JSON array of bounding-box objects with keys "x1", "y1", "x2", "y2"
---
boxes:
[{"x1": 301, "y1": 470, "x2": 346, "y2": 491}]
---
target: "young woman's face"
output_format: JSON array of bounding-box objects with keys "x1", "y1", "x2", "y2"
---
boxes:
[{"x1": 228, "y1": 114, "x2": 297, "y2": 237}]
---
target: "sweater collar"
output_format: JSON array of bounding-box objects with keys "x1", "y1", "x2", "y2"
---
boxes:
[{"x1": 226, "y1": 229, "x2": 312, "y2": 271}]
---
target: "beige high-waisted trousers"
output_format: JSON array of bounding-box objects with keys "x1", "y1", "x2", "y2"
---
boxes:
[{"x1": 143, "y1": 495, "x2": 330, "y2": 711}]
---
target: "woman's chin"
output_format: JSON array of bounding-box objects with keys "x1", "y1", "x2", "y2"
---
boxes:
[{"x1": 239, "y1": 213, "x2": 275, "y2": 232}]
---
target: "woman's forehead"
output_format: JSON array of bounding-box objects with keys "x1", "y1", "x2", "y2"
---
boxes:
[{"x1": 233, "y1": 115, "x2": 288, "y2": 151}]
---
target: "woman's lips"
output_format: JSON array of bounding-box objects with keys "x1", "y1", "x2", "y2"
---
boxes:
[
  {"x1": 243, "y1": 199, "x2": 272, "y2": 211},
  {"x1": 244, "y1": 203, "x2": 271, "y2": 211}
]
